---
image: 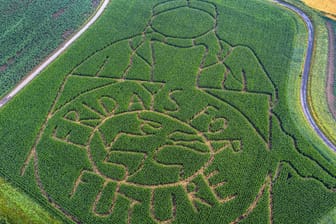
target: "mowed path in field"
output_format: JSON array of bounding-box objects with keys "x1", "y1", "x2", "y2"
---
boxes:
[
  {"x1": 274, "y1": 0, "x2": 336, "y2": 152},
  {"x1": 326, "y1": 21, "x2": 336, "y2": 119},
  {"x1": 0, "y1": 0, "x2": 110, "y2": 108}
]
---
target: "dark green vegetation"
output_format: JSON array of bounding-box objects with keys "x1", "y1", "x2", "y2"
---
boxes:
[
  {"x1": 0, "y1": 0, "x2": 335, "y2": 223},
  {"x1": 0, "y1": 0, "x2": 100, "y2": 97}
]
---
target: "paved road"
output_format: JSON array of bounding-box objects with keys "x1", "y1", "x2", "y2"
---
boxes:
[
  {"x1": 0, "y1": 0, "x2": 110, "y2": 108},
  {"x1": 274, "y1": 0, "x2": 336, "y2": 152}
]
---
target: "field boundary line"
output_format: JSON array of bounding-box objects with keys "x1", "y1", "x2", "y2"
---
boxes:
[{"x1": 0, "y1": 0, "x2": 110, "y2": 108}]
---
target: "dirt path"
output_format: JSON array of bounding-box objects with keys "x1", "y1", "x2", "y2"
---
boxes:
[
  {"x1": 0, "y1": 0, "x2": 110, "y2": 108},
  {"x1": 326, "y1": 21, "x2": 336, "y2": 119}
]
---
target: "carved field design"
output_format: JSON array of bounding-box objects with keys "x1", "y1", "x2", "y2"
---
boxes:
[{"x1": 1, "y1": 0, "x2": 336, "y2": 224}]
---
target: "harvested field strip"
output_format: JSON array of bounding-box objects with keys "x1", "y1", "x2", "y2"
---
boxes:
[{"x1": 302, "y1": 0, "x2": 336, "y2": 19}]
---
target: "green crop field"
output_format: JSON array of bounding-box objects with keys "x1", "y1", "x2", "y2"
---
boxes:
[
  {"x1": 0, "y1": 0, "x2": 100, "y2": 97},
  {"x1": 0, "y1": 0, "x2": 335, "y2": 223}
]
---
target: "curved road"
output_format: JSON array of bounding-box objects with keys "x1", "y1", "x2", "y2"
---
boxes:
[
  {"x1": 0, "y1": 0, "x2": 110, "y2": 107},
  {"x1": 274, "y1": 0, "x2": 336, "y2": 152}
]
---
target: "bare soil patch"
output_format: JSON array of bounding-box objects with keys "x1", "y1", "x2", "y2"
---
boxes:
[
  {"x1": 62, "y1": 29, "x2": 74, "y2": 40},
  {"x1": 92, "y1": 0, "x2": 100, "y2": 8},
  {"x1": 7, "y1": 56, "x2": 16, "y2": 65},
  {"x1": 52, "y1": 8, "x2": 65, "y2": 19},
  {"x1": 0, "y1": 64, "x2": 8, "y2": 72}
]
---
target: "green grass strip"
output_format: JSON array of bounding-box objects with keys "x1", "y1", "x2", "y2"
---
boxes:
[{"x1": 0, "y1": 178, "x2": 61, "y2": 224}]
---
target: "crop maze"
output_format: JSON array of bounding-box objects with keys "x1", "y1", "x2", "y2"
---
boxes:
[{"x1": 18, "y1": 0, "x2": 336, "y2": 223}]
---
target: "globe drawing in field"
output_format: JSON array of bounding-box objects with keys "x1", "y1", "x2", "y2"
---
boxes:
[{"x1": 11, "y1": 0, "x2": 336, "y2": 223}]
